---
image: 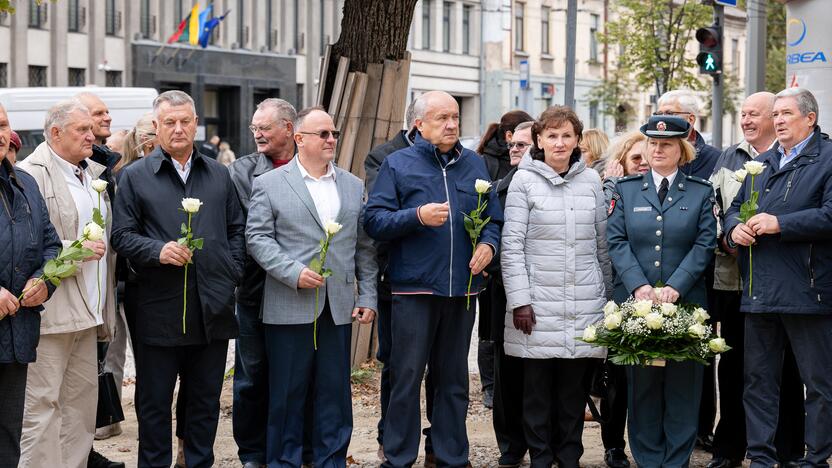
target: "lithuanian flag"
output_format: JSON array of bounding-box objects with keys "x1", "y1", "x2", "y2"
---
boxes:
[{"x1": 166, "y1": 4, "x2": 202, "y2": 45}]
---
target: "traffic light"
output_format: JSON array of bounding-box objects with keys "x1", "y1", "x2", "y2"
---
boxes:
[{"x1": 695, "y1": 25, "x2": 722, "y2": 75}]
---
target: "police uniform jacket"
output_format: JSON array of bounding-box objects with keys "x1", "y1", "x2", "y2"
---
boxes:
[{"x1": 607, "y1": 171, "x2": 716, "y2": 306}]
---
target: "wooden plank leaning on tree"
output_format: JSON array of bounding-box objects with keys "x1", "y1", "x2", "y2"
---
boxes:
[
  {"x1": 371, "y1": 59, "x2": 399, "y2": 150},
  {"x1": 327, "y1": 56, "x2": 350, "y2": 118},
  {"x1": 387, "y1": 53, "x2": 412, "y2": 140},
  {"x1": 336, "y1": 72, "x2": 367, "y2": 173},
  {"x1": 350, "y1": 63, "x2": 384, "y2": 180}
]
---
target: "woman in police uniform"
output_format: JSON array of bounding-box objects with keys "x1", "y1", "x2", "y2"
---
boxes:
[{"x1": 606, "y1": 115, "x2": 717, "y2": 467}]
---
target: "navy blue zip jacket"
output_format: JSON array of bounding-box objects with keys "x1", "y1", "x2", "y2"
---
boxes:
[
  {"x1": 363, "y1": 134, "x2": 503, "y2": 297},
  {"x1": 725, "y1": 127, "x2": 832, "y2": 314},
  {"x1": 0, "y1": 159, "x2": 61, "y2": 363}
]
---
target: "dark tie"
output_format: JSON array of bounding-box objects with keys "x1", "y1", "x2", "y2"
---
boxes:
[
  {"x1": 74, "y1": 166, "x2": 84, "y2": 184},
  {"x1": 658, "y1": 177, "x2": 669, "y2": 204}
]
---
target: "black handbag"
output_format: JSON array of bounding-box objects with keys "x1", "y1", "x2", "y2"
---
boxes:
[
  {"x1": 95, "y1": 358, "x2": 125, "y2": 429},
  {"x1": 585, "y1": 359, "x2": 618, "y2": 424}
]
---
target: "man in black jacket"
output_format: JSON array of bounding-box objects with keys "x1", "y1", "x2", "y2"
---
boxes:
[
  {"x1": 111, "y1": 91, "x2": 245, "y2": 468},
  {"x1": 364, "y1": 100, "x2": 422, "y2": 462},
  {"x1": 228, "y1": 98, "x2": 297, "y2": 468}
]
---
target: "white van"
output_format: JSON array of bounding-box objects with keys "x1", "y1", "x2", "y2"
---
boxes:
[{"x1": 0, "y1": 86, "x2": 158, "y2": 160}]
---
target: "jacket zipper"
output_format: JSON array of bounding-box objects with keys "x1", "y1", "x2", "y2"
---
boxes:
[
  {"x1": 0, "y1": 189, "x2": 11, "y2": 219},
  {"x1": 809, "y1": 243, "x2": 816, "y2": 288},
  {"x1": 441, "y1": 166, "x2": 454, "y2": 296},
  {"x1": 783, "y1": 171, "x2": 796, "y2": 202}
]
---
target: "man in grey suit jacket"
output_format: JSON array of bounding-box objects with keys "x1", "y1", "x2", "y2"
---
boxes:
[{"x1": 246, "y1": 106, "x2": 377, "y2": 467}]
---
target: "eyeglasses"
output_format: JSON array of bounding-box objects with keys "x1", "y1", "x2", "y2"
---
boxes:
[
  {"x1": 249, "y1": 124, "x2": 274, "y2": 134},
  {"x1": 508, "y1": 142, "x2": 530, "y2": 150},
  {"x1": 299, "y1": 130, "x2": 340, "y2": 140},
  {"x1": 653, "y1": 111, "x2": 692, "y2": 117}
]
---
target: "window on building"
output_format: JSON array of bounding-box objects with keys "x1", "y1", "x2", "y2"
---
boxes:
[
  {"x1": 0, "y1": 63, "x2": 7, "y2": 88},
  {"x1": 28, "y1": 0, "x2": 48, "y2": 29},
  {"x1": 105, "y1": 0, "x2": 119, "y2": 36},
  {"x1": 422, "y1": 0, "x2": 432, "y2": 50},
  {"x1": 28, "y1": 66, "x2": 47, "y2": 87},
  {"x1": 442, "y1": 2, "x2": 451, "y2": 52},
  {"x1": 68, "y1": 0, "x2": 80, "y2": 32},
  {"x1": 541, "y1": 6, "x2": 550, "y2": 55},
  {"x1": 106, "y1": 71, "x2": 122, "y2": 87},
  {"x1": 140, "y1": 0, "x2": 152, "y2": 38},
  {"x1": 514, "y1": 2, "x2": 525, "y2": 52},
  {"x1": 590, "y1": 14, "x2": 599, "y2": 62},
  {"x1": 237, "y1": 0, "x2": 246, "y2": 47},
  {"x1": 590, "y1": 101, "x2": 599, "y2": 128},
  {"x1": 266, "y1": 0, "x2": 274, "y2": 50},
  {"x1": 68, "y1": 68, "x2": 86, "y2": 86},
  {"x1": 174, "y1": 0, "x2": 184, "y2": 28},
  {"x1": 732, "y1": 38, "x2": 740, "y2": 71},
  {"x1": 462, "y1": 5, "x2": 471, "y2": 55}
]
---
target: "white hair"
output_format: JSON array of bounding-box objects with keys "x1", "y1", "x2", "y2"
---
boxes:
[
  {"x1": 43, "y1": 99, "x2": 90, "y2": 143},
  {"x1": 256, "y1": 98, "x2": 297, "y2": 124},
  {"x1": 776, "y1": 87, "x2": 819, "y2": 122},
  {"x1": 658, "y1": 89, "x2": 701, "y2": 116},
  {"x1": 153, "y1": 90, "x2": 196, "y2": 118}
]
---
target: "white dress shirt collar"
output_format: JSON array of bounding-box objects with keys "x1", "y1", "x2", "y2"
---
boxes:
[
  {"x1": 297, "y1": 160, "x2": 337, "y2": 181},
  {"x1": 651, "y1": 168, "x2": 678, "y2": 193},
  {"x1": 171, "y1": 151, "x2": 194, "y2": 183}
]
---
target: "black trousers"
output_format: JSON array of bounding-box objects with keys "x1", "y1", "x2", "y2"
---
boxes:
[
  {"x1": 711, "y1": 291, "x2": 806, "y2": 462},
  {"x1": 134, "y1": 339, "x2": 228, "y2": 468},
  {"x1": 382, "y1": 295, "x2": 474, "y2": 468},
  {"x1": 600, "y1": 362, "x2": 628, "y2": 451},
  {"x1": 522, "y1": 358, "x2": 592, "y2": 468},
  {"x1": 493, "y1": 345, "x2": 527, "y2": 465},
  {"x1": 744, "y1": 313, "x2": 830, "y2": 467},
  {"x1": 0, "y1": 362, "x2": 27, "y2": 468}
]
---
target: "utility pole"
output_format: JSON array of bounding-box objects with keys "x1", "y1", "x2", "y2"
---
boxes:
[
  {"x1": 564, "y1": 0, "x2": 577, "y2": 109},
  {"x1": 697, "y1": 2, "x2": 725, "y2": 148},
  {"x1": 712, "y1": 4, "x2": 724, "y2": 148},
  {"x1": 745, "y1": 0, "x2": 767, "y2": 94}
]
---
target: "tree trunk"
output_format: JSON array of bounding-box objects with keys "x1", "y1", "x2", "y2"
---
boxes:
[{"x1": 322, "y1": 0, "x2": 418, "y2": 105}]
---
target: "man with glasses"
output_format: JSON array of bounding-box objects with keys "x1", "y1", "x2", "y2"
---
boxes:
[
  {"x1": 656, "y1": 90, "x2": 721, "y2": 180},
  {"x1": 228, "y1": 98, "x2": 297, "y2": 468},
  {"x1": 246, "y1": 106, "x2": 377, "y2": 467}
]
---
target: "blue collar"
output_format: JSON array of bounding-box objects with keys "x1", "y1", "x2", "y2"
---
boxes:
[{"x1": 777, "y1": 131, "x2": 814, "y2": 163}]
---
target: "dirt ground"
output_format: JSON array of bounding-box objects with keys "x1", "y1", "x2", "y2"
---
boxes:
[{"x1": 95, "y1": 360, "x2": 724, "y2": 468}]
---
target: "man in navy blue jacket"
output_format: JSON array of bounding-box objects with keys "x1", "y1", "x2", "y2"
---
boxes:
[
  {"x1": 726, "y1": 87, "x2": 832, "y2": 467},
  {"x1": 364, "y1": 91, "x2": 503, "y2": 468},
  {"x1": 0, "y1": 104, "x2": 61, "y2": 465}
]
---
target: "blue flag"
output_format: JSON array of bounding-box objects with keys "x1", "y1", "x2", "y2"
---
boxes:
[{"x1": 199, "y1": 9, "x2": 230, "y2": 48}]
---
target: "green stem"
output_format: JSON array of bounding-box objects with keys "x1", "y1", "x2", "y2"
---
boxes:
[
  {"x1": 96, "y1": 194, "x2": 101, "y2": 315},
  {"x1": 466, "y1": 239, "x2": 476, "y2": 309},
  {"x1": 183, "y1": 212, "x2": 192, "y2": 334},
  {"x1": 17, "y1": 276, "x2": 44, "y2": 302}
]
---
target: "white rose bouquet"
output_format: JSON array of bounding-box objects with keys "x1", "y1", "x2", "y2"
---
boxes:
[
  {"x1": 734, "y1": 160, "x2": 766, "y2": 297},
  {"x1": 308, "y1": 219, "x2": 343, "y2": 350},
  {"x1": 462, "y1": 179, "x2": 493, "y2": 308},
  {"x1": 579, "y1": 297, "x2": 731, "y2": 366},
  {"x1": 178, "y1": 198, "x2": 204, "y2": 334}
]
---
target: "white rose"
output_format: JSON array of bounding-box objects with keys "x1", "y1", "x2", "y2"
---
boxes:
[
  {"x1": 604, "y1": 313, "x2": 622, "y2": 330},
  {"x1": 83, "y1": 222, "x2": 104, "y2": 242},
  {"x1": 644, "y1": 312, "x2": 664, "y2": 330},
  {"x1": 324, "y1": 219, "x2": 343, "y2": 236},
  {"x1": 688, "y1": 323, "x2": 709, "y2": 339},
  {"x1": 91, "y1": 179, "x2": 108, "y2": 193},
  {"x1": 693, "y1": 307, "x2": 710, "y2": 324},
  {"x1": 474, "y1": 179, "x2": 492, "y2": 194},
  {"x1": 582, "y1": 325, "x2": 597, "y2": 342},
  {"x1": 603, "y1": 301, "x2": 619, "y2": 317},
  {"x1": 708, "y1": 337, "x2": 729, "y2": 353},
  {"x1": 181, "y1": 198, "x2": 203, "y2": 213},
  {"x1": 744, "y1": 161, "x2": 766, "y2": 175},
  {"x1": 733, "y1": 169, "x2": 748, "y2": 183},
  {"x1": 633, "y1": 300, "x2": 653, "y2": 318},
  {"x1": 660, "y1": 302, "x2": 677, "y2": 317}
]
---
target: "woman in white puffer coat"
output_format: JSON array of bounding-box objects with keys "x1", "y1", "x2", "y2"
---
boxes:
[{"x1": 500, "y1": 105, "x2": 612, "y2": 468}]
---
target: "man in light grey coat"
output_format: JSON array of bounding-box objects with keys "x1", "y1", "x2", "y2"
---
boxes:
[{"x1": 246, "y1": 106, "x2": 377, "y2": 467}]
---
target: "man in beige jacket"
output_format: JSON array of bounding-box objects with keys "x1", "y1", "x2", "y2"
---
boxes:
[{"x1": 16, "y1": 99, "x2": 118, "y2": 468}]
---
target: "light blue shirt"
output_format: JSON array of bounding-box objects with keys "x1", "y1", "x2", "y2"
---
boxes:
[{"x1": 777, "y1": 132, "x2": 813, "y2": 169}]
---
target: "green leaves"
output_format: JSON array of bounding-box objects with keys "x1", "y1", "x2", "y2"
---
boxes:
[
  {"x1": 309, "y1": 257, "x2": 322, "y2": 275},
  {"x1": 92, "y1": 208, "x2": 105, "y2": 229},
  {"x1": 737, "y1": 175, "x2": 761, "y2": 223},
  {"x1": 21, "y1": 243, "x2": 91, "y2": 298}
]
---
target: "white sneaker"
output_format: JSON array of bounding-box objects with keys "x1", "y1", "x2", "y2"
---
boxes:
[{"x1": 94, "y1": 422, "x2": 123, "y2": 440}]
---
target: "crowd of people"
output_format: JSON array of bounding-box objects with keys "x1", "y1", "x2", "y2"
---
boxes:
[{"x1": 0, "y1": 83, "x2": 830, "y2": 468}]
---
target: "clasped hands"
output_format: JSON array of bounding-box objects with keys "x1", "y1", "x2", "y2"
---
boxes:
[{"x1": 731, "y1": 213, "x2": 780, "y2": 247}]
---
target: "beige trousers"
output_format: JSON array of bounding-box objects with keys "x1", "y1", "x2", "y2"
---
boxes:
[{"x1": 19, "y1": 327, "x2": 98, "y2": 468}]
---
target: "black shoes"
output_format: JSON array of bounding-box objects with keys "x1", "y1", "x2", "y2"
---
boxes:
[
  {"x1": 706, "y1": 456, "x2": 742, "y2": 468},
  {"x1": 604, "y1": 448, "x2": 631, "y2": 468},
  {"x1": 483, "y1": 389, "x2": 494, "y2": 409},
  {"x1": 87, "y1": 449, "x2": 126, "y2": 468},
  {"x1": 696, "y1": 434, "x2": 715, "y2": 453}
]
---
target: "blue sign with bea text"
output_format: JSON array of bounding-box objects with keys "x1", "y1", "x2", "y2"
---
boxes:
[{"x1": 715, "y1": 0, "x2": 737, "y2": 6}]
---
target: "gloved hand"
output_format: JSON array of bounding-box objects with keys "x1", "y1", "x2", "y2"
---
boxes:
[{"x1": 513, "y1": 304, "x2": 536, "y2": 335}]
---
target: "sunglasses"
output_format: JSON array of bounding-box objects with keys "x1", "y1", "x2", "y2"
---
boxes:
[
  {"x1": 508, "y1": 142, "x2": 530, "y2": 150},
  {"x1": 299, "y1": 130, "x2": 340, "y2": 140}
]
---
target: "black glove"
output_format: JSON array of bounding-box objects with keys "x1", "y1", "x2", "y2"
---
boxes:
[{"x1": 512, "y1": 304, "x2": 536, "y2": 335}]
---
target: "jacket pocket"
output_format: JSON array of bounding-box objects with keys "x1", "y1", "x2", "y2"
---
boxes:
[{"x1": 454, "y1": 180, "x2": 480, "y2": 214}]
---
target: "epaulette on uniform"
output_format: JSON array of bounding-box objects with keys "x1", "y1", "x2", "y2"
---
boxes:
[
  {"x1": 685, "y1": 174, "x2": 713, "y2": 187},
  {"x1": 618, "y1": 174, "x2": 643, "y2": 183}
]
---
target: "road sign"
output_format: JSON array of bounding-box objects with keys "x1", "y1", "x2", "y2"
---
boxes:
[
  {"x1": 715, "y1": 0, "x2": 737, "y2": 7},
  {"x1": 519, "y1": 60, "x2": 530, "y2": 89}
]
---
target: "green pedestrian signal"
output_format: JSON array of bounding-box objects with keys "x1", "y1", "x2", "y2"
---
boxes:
[{"x1": 695, "y1": 25, "x2": 722, "y2": 75}]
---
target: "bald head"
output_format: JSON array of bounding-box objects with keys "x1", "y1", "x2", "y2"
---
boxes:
[
  {"x1": 75, "y1": 92, "x2": 112, "y2": 143},
  {"x1": 741, "y1": 92, "x2": 776, "y2": 151},
  {"x1": 415, "y1": 91, "x2": 460, "y2": 153}
]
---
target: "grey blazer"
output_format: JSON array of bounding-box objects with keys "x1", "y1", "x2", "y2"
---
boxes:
[{"x1": 246, "y1": 157, "x2": 377, "y2": 325}]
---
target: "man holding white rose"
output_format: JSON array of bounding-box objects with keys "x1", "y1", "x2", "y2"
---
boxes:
[
  {"x1": 725, "y1": 87, "x2": 832, "y2": 467},
  {"x1": 246, "y1": 106, "x2": 377, "y2": 467},
  {"x1": 16, "y1": 99, "x2": 119, "y2": 467},
  {"x1": 110, "y1": 90, "x2": 245, "y2": 468}
]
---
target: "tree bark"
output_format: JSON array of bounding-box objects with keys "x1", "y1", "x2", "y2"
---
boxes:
[{"x1": 323, "y1": 0, "x2": 418, "y2": 105}]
